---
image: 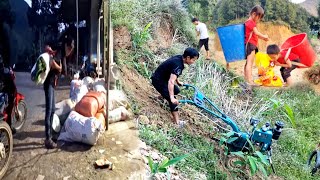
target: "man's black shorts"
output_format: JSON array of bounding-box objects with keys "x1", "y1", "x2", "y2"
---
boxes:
[
  {"x1": 245, "y1": 43, "x2": 258, "y2": 58},
  {"x1": 199, "y1": 38, "x2": 209, "y2": 51},
  {"x1": 280, "y1": 59, "x2": 300, "y2": 82},
  {"x1": 151, "y1": 78, "x2": 180, "y2": 112}
]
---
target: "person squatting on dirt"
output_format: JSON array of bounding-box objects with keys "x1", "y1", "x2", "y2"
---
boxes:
[
  {"x1": 151, "y1": 48, "x2": 199, "y2": 127},
  {"x1": 192, "y1": 18, "x2": 210, "y2": 60},
  {"x1": 43, "y1": 44, "x2": 62, "y2": 149},
  {"x1": 244, "y1": 5, "x2": 269, "y2": 85},
  {"x1": 266, "y1": 44, "x2": 300, "y2": 86}
]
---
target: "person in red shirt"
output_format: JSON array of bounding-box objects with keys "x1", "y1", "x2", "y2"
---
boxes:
[
  {"x1": 245, "y1": 5, "x2": 269, "y2": 86},
  {"x1": 266, "y1": 44, "x2": 300, "y2": 86}
]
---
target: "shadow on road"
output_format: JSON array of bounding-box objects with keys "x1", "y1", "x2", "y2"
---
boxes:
[
  {"x1": 14, "y1": 130, "x2": 44, "y2": 140},
  {"x1": 31, "y1": 119, "x2": 44, "y2": 126},
  {"x1": 13, "y1": 141, "x2": 44, "y2": 152},
  {"x1": 5, "y1": 148, "x2": 59, "y2": 179},
  {"x1": 36, "y1": 104, "x2": 46, "y2": 108},
  {"x1": 58, "y1": 141, "x2": 92, "y2": 152}
]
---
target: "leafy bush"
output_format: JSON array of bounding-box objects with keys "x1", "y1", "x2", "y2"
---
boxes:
[{"x1": 111, "y1": 0, "x2": 197, "y2": 46}]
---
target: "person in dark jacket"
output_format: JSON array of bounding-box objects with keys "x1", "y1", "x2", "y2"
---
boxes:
[{"x1": 151, "y1": 48, "x2": 199, "y2": 127}]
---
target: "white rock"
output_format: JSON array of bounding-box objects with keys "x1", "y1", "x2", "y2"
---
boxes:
[
  {"x1": 151, "y1": 152, "x2": 160, "y2": 160},
  {"x1": 63, "y1": 176, "x2": 71, "y2": 180},
  {"x1": 140, "y1": 149, "x2": 149, "y2": 157},
  {"x1": 36, "y1": 175, "x2": 45, "y2": 180}
]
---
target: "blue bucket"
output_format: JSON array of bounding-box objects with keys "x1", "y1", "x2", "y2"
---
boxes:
[{"x1": 217, "y1": 24, "x2": 245, "y2": 63}]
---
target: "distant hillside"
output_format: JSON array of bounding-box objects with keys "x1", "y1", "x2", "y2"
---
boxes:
[{"x1": 300, "y1": 0, "x2": 319, "y2": 17}]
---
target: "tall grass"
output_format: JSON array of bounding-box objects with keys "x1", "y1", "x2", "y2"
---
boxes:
[
  {"x1": 181, "y1": 59, "x2": 275, "y2": 130},
  {"x1": 254, "y1": 85, "x2": 320, "y2": 180},
  {"x1": 181, "y1": 60, "x2": 320, "y2": 179}
]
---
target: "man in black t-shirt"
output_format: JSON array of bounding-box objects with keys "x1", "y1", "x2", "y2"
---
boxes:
[{"x1": 151, "y1": 48, "x2": 199, "y2": 127}]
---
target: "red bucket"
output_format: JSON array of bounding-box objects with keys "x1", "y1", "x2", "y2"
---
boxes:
[{"x1": 280, "y1": 33, "x2": 316, "y2": 68}]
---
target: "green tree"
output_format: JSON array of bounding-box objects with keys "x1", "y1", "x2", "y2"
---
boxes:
[
  {"x1": 187, "y1": 0, "x2": 217, "y2": 24},
  {"x1": 0, "y1": 0, "x2": 14, "y2": 64},
  {"x1": 285, "y1": 3, "x2": 296, "y2": 26},
  {"x1": 0, "y1": 0, "x2": 14, "y2": 26}
]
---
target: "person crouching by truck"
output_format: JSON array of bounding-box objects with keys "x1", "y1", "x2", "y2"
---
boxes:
[{"x1": 151, "y1": 47, "x2": 199, "y2": 128}]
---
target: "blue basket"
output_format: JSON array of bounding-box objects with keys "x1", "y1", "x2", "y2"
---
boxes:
[{"x1": 217, "y1": 24, "x2": 245, "y2": 63}]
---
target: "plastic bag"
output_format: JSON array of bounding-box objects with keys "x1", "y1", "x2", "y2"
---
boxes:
[
  {"x1": 58, "y1": 111, "x2": 105, "y2": 145},
  {"x1": 108, "y1": 106, "x2": 131, "y2": 124},
  {"x1": 31, "y1": 53, "x2": 51, "y2": 85},
  {"x1": 109, "y1": 90, "x2": 130, "y2": 110},
  {"x1": 75, "y1": 91, "x2": 106, "y2": 117},
  {"x1": 70, "y1": 79, "x2": 88, "y2": 103},
  {"x1": 93, "y1": 78, "x2": 106, "y2": 93},
  {"x1": 55, "y1": 98, "x2": 76, "y2": 124}
]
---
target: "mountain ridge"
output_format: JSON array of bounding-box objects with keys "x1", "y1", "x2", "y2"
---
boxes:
[{"x1": 299, "y1": 0, "x2": 319, "y2": 17}]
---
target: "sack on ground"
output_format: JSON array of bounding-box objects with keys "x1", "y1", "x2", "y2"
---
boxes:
[
  {"x1": 55, "y1": 98, "x2": 76, "y2": 124},
  {"x1": 95, "y1": 110, "x2": 106, "y2": 129},
  {"x1": 31, "y1": 53, "x2": 51, "y2": 85},
  {"x1": 93, "y1": 78, "x2": 106, "y2": 93},
  {"x1": 75, "y1": 91, "x2": 106, "y2": 117},
  {"x1": 109, "y1": 90, "x2": 130, "y2": 110},
  {"x1": 109, "y1": 106, "x2": 131, "y2": 124},
  {"x1": 70, "y1": 79, "x2": 88, "y2": 103},
  {"x1": 82, "y1": 76, "x2": 94, "y2": 91},
  {"x1": 52, "y1": 114, "x2": 61, "y2": 133},
  {"x1": 58, "y1": 111, "x2": 105, "y2": 145}
]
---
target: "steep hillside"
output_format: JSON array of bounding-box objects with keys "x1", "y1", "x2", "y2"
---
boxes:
[{"x1": 300, "y1": 0, "x2": 319, "y2": 17}]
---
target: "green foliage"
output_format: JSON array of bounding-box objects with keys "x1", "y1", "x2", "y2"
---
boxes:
[
  {"x1": 185, "y1": 0, "x2": 217, "y2": 25},
  {"x1": 111, "y1": 0, "x2": 197, "y2": 46},
  {"x1": 219, "y1": 133, "x2": 270, "y2": 177},
  {"x1": 132, "y1": 22, "x2": 153, "y2": 50},
  {"x1": 147, "y1": 154, "x2": 189, "y2": 178},
  {"x1": 252, "y1": 85, "x2": 320, "y2": 179},
  {"x1": 0, "y1": 0, "x2": 14, "y2": 25},
  {"x1": 140, "y1": 124, "x2": 227, "y2": 179},
  {"x1": 133, "y1": 61, "x2": 151, "y2": 79},
  {"x1": 110, "y1": 0, "x2": 141, "y2": 30},
  {"x1": 267, "y1": 98, "x2": 296, "y2": 128},
  {"x1": 111, "y1": 0, "x2": 197, "y2": 78}
]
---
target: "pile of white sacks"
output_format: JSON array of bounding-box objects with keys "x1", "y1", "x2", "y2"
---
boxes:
[{"x1": 54, "y1": 73, "x2": 131, "y2": 145}]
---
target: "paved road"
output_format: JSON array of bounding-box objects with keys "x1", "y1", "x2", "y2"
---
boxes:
[{"x1": 3, "y1": 72, "x2": 146, "y2": 180}]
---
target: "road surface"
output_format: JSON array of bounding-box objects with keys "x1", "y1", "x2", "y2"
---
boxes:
[{"x1": 3, "y1": 72, "x2": 146, "y2": 180}]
